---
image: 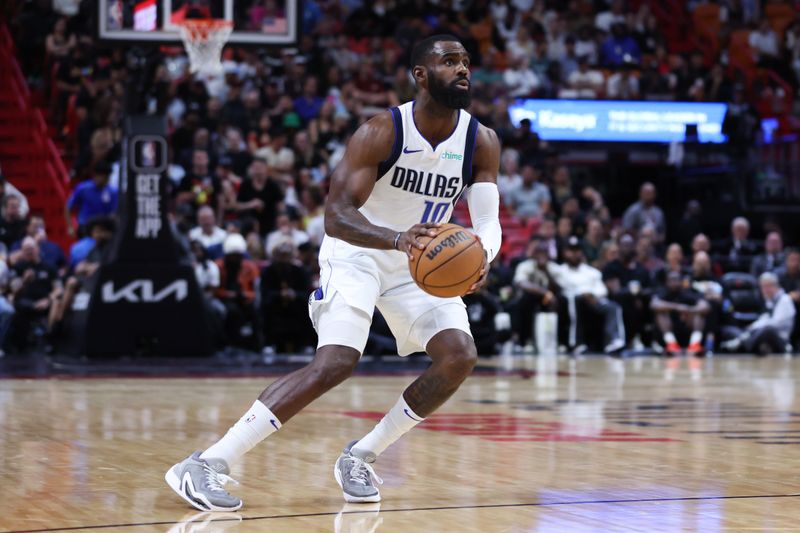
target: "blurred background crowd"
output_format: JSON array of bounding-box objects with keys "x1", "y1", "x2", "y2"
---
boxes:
[{"x1": 1, "y1": 0, "x2": 799, "y2": 357}]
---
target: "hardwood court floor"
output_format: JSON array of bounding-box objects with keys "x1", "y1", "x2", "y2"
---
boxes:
[{"x1": 2, "y1": 355, "x2": 800, "y2": 532}]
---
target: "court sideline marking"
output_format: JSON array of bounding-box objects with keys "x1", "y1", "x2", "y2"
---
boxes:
[{"x1": 4, "y1": 493, "x2": 800, "y2": 532}]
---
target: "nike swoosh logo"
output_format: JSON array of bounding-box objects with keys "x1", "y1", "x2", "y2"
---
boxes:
[
  {"x1": 403, "y1": 147, "x2": 423, "y2": 154},
  {"x1": 403, "y1": 408, "x2": 423, "y2": 422},
  {"x1": 270, "y1": 419, "x2": 280, "y2": 430}
]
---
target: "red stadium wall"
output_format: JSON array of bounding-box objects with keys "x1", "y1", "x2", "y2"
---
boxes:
[{"x1": 0, "y1": 23, "x2": 71, "y2": 251}]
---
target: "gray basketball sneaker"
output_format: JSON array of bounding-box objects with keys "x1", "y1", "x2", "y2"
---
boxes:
[
  {"x1": 334, "y1": 440, "x2": 384, "y2": 503},
  {"x1": 165, "y1": 451, "x2": 243, "y2": 512}
]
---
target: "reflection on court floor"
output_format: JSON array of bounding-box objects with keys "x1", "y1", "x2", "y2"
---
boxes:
[{"x1": 1, "y1": 355, "x2": 799, "y2": 532}]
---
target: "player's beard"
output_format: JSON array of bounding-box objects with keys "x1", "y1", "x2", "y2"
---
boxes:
[{"x1": 427, "y1": 70, "x2": 471, "y2": 109}]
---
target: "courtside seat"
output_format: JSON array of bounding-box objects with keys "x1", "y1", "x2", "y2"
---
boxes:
[{"x1": 721, "y1": 272, "x2": 762, "y2": 327}]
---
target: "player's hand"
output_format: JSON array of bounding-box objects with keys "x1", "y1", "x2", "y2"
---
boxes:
[
  {"x1": 466, "y1": 240, "x2": 490, "y2": 295},
  {"x1": 397, "y1": 223, "x2": 441, "y2": 259}
]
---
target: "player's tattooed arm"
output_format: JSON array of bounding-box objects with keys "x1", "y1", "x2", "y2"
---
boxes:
[{"x1": 325, "y1": 112, "x2": 438, "y2": 254}]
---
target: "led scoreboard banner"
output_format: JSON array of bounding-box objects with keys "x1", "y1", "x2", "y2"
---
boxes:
[{"x1": 508, "y1": 99, "x2": 728, "y2": 143}]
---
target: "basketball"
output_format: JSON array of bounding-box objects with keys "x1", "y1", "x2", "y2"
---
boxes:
[{"x1": 409, "y1": 223, "x2": 485, "y2": 298}]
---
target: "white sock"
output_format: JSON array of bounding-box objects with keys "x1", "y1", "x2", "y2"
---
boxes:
[
  {"x1": 689, "y1": 331, "x2": 703, "y2": 345},
  {"x1": 200, "y1": 400, "x2": 281, "y2": 467},
  {"x1": 352, "y1": 394, "x2": 425, "y2": 460},
  {"x1": 664, "y1": 332, "x2": 677, "y2": 345}
]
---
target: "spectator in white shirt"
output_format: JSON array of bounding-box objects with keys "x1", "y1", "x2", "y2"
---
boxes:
[
  {"x1": 255, "y1": 129, "x2": 295, "y2": 173},
  {"x1": 506, "y1": 165, "x2": 551, "y2": 220},
  {"x1": 494, "y1": 3, "x2": 520, "y2": 44},
  {"x1": 188, "y1": 206, "x2": 228, "y2": 249},
  {"x1": 265, "y1": 212, "x2": 309, "y2": 258},
  {"x1": 506, "y1": 26, "x2": 536, "y2": 64},
  {"x1": 191, "y1": 239, "x2": 221, "y2": 292},
  {"x1": 497, "y1": 148, "x2": 523, "y2": 198},
  {"x1": 514, "y1": 239, "x2": 560, "y2": 348},
  {"x1": 0, "y1": 172, "x2": 29, "y2": 218},
  {"x1": 595, "y1": 0, "x2": 626, "y2": 32},
  {"x1": 562, "y1": 56, "x2": 605, "y2": 99},
  {"x1": 722, "y1": 272, "x2": 796, "y2": 355},
  {"x1": 606, "y1": 68, "x2": 640, "y2": 99},
  {"x1": 749, "y1": 19, "x2": 779, "y2": 61},
  {"x1": 548, "y1": 237, "x2": 626, "y2": 353},
  {"x1": 503, "y1": 56, "x2": 541, "y2": 98},
  {"x1": 512, "y1": 0, "x2": 534, "y2": 11},
  {"x1": 547, "y1": 16, "x2": 568, "y2": 62},
  {"x1": 490, "y1": 0, "x2": 511, "y2": 24},
  {"x1": 190, "y1": 239, "x2": 226, "y2": 347}
]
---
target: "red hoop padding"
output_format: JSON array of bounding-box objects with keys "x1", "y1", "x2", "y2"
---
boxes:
[{"x1": 176, "y1": 19, "x2": 234, "y2": 42}]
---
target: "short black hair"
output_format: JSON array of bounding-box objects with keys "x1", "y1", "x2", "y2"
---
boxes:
[{"x1": 410, "y1": 34, "x2": 462, "y2": 68}]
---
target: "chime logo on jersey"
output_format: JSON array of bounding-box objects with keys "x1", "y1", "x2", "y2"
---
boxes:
[{"x1": 389, "y1": 166, "x2": 460, "y2": 199}]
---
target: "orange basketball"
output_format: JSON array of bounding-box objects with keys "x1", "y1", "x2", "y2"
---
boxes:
[{"x1": 409, "y1": 223, "x2": 485, "y2": 298}]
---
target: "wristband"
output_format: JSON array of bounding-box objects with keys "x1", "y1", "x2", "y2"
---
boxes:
[{"x1": 393, "y1": 232, "x2": 401, "y2": 250}]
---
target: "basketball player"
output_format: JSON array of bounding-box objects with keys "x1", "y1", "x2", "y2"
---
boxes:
[{"x1": 165, "y1": 35, "x2": 502, "y2": 511}]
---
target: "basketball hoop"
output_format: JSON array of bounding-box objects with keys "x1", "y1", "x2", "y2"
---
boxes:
[{"x1": 176, "y1": 19, "x2": 233, "y2": 76}]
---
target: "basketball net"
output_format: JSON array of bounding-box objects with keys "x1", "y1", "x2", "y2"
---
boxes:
[{"x1": 177, "y1": 19, "x2": 233, "y2": 76}]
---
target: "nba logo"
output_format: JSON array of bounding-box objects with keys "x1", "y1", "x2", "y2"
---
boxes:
[
  {"x1": 140, "y1": 141, "x2": 156, "y2": 168},
  {"x1": 246, "y1": 414, "x2": 257, "y2": 423},
  {"x1": 130, "y1": 135, "x2": 167, "y2": 174}
]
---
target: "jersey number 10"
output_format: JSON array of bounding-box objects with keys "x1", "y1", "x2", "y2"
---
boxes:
[{"x1": 420, "y1": 200, "x2": 449, "y2": 223}]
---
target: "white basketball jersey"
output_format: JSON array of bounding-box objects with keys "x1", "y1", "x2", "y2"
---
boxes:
[
  {"x1": 319, "y1": 102, "x2": 479, "y2": 280},
  {"x1": 316, "y1": 101, "x2": 479, "y2": 313},
  {"x1": 358, "y1": 101, "x2": 479, "y2": 232}
]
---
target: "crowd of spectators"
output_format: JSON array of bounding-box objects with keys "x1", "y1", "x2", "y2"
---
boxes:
[
  {"x1": 2, "y1": 0, "x2": 800, "y2": 356},
  {"x1": 502, "y1": 181, "x2": 798, "y2": 356}
]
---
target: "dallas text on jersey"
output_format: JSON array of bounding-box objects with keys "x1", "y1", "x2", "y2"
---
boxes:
[{"x1": 389, "y1": 166, "x2": 461, "y2": 199}]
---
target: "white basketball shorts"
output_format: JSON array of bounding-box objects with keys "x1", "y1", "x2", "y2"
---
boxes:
[{"x1": 308, "y1": 248, "x2": 472, "y2": 356}]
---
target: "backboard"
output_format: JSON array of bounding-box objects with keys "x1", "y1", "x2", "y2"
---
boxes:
[{"x1": 98, "y1": 0, "x2": 299, "y2": 45}]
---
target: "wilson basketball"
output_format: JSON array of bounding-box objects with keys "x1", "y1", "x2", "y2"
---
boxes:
[{"x1": 409, "y1": 223, "x2": 485, "y2": 298}]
